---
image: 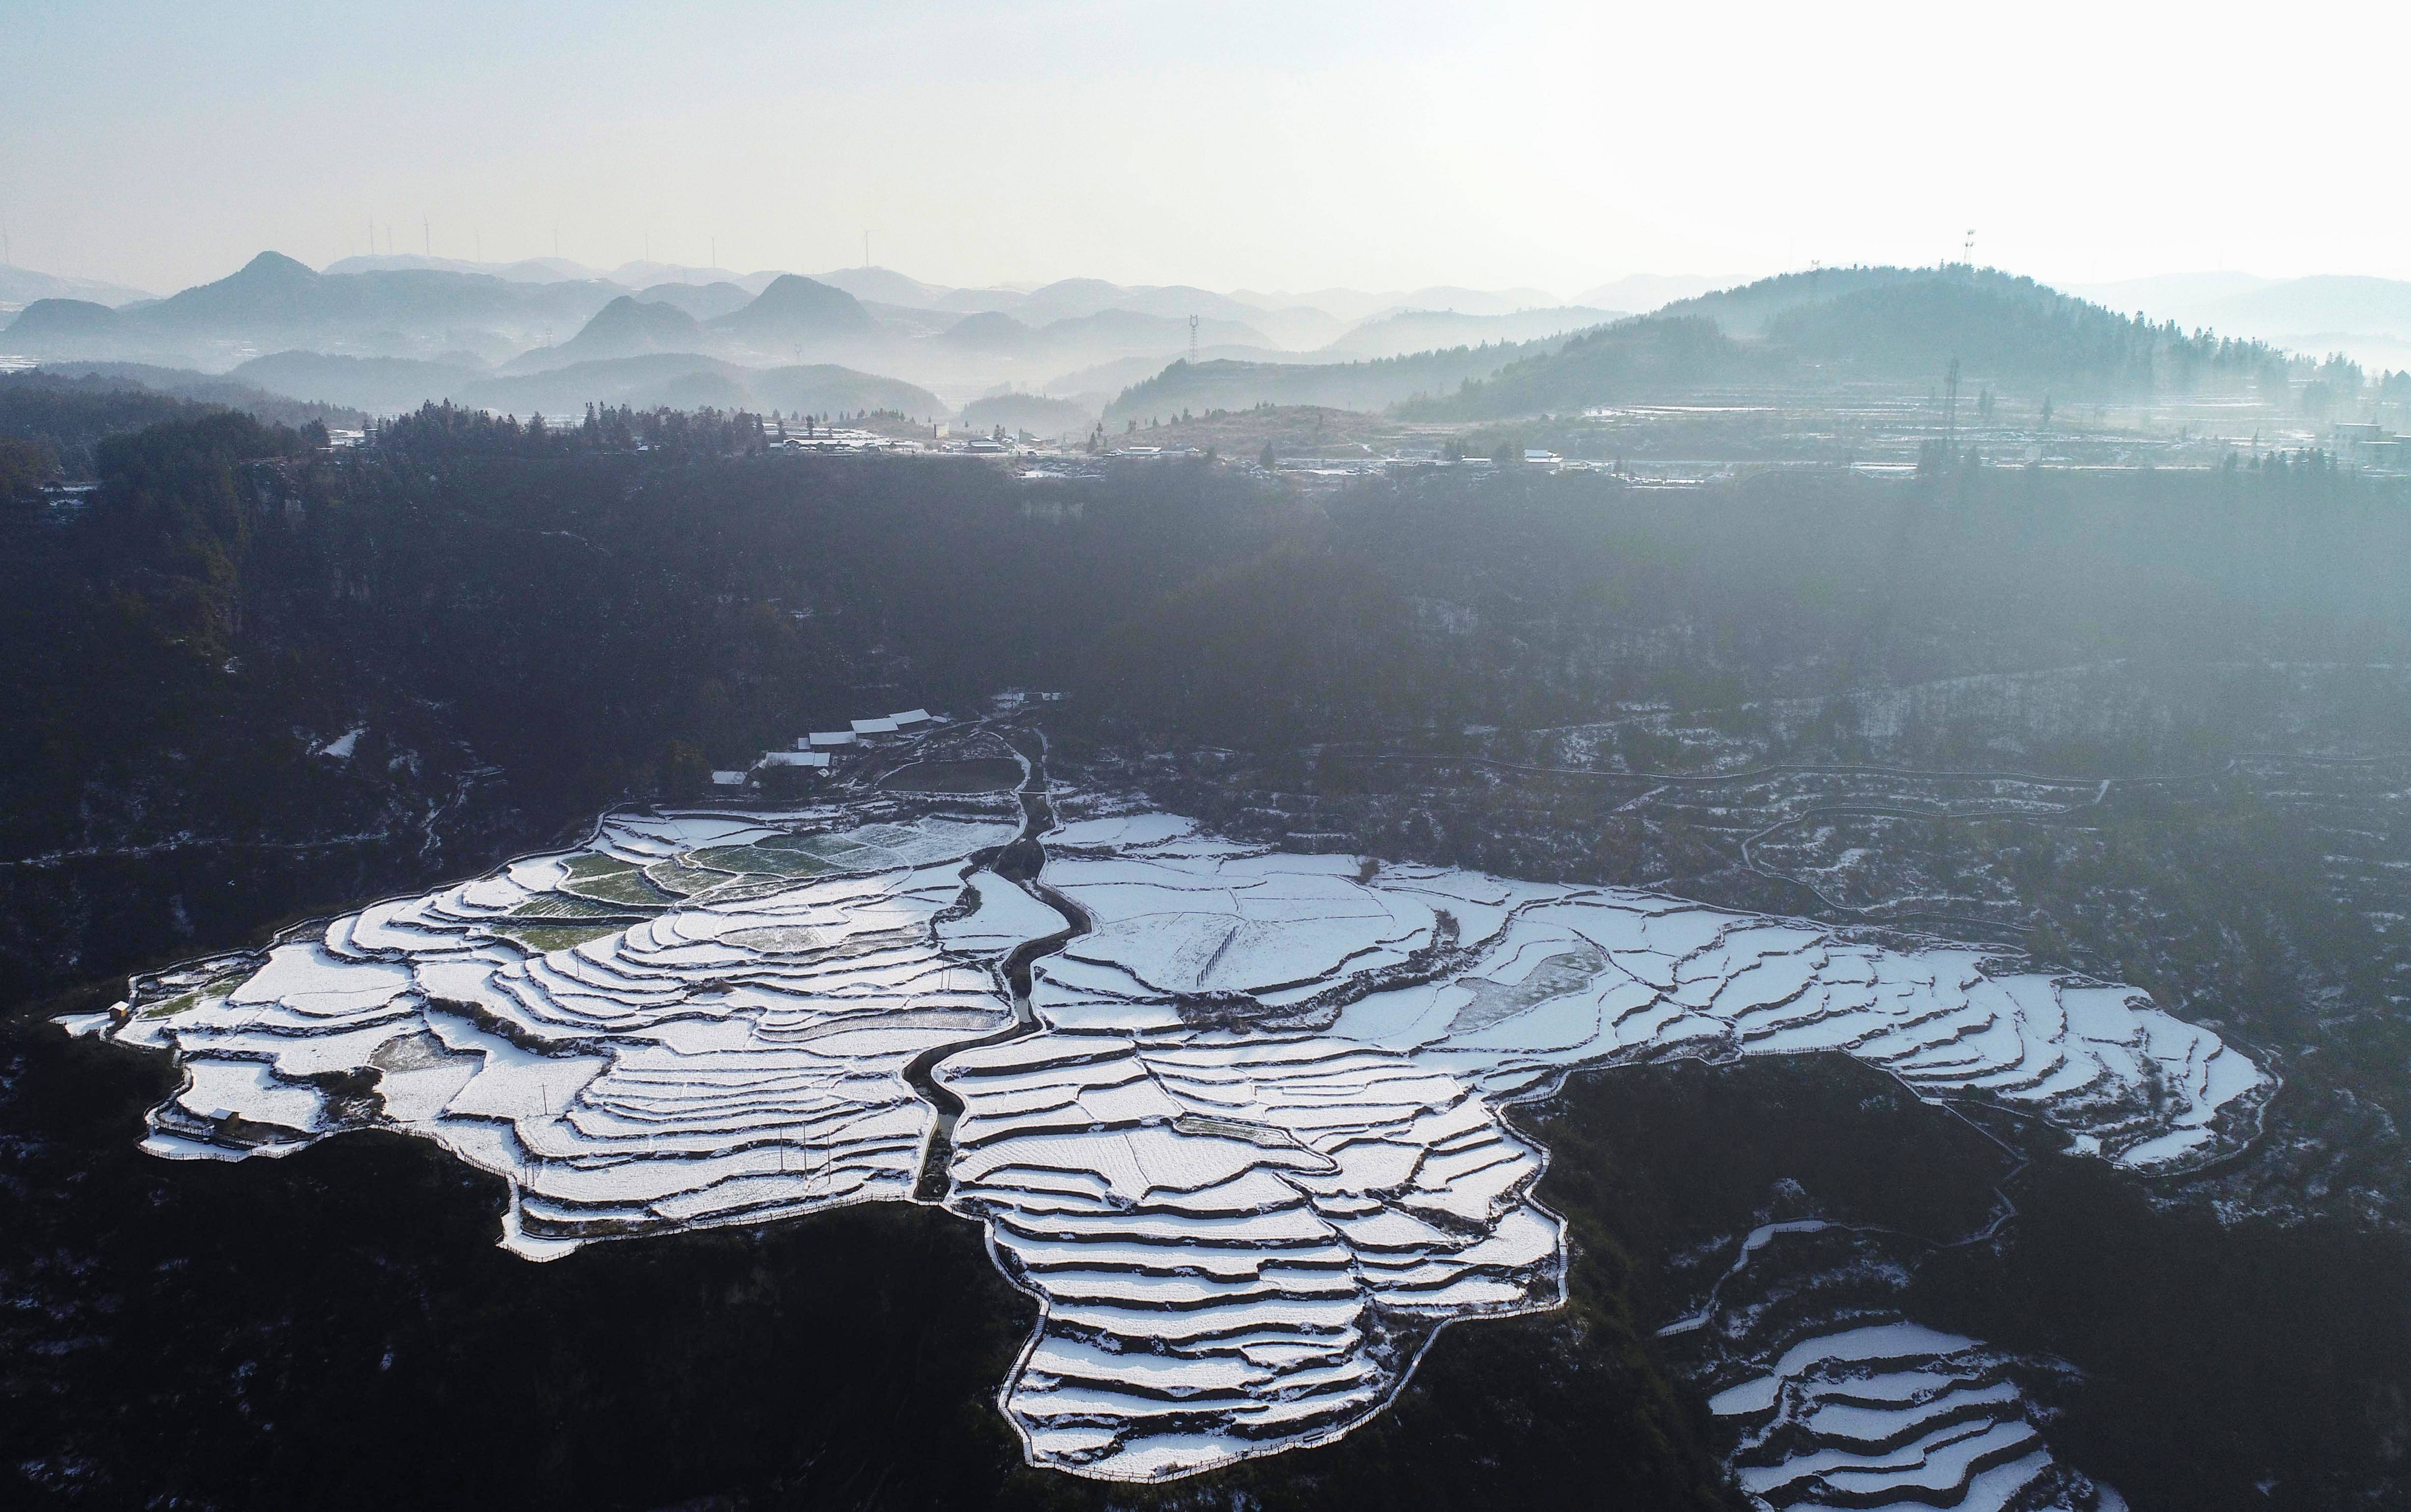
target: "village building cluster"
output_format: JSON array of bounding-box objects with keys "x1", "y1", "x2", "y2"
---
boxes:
[{"x1": 710, "y1": 707, "x2": 935, "y2": 787}]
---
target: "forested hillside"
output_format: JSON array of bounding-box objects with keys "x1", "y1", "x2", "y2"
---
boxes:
[
  {"x1": 1105, "y1": 330, "x2": 1583, "y2": 420},
  {"x1": 1766, "y1": 272, "x2": 2290, "y2": 394},
  {"x1": 1, "y1": 369, "x2": 361, "y2": 473},
  {"x1": 1403, "y1": 269, "x2": 2300, "y2": 419},
  {"x1": 1394, "y1": 315, "x2": 1754, "y2": 420},
  {"x1": 7, "y1": 395, "x2": 2409, "y2": 1001}
]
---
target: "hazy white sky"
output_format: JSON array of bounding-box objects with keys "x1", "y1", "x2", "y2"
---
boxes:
[{"x1": 5, "y1": 0, "x2": 2407, "y2": 297}]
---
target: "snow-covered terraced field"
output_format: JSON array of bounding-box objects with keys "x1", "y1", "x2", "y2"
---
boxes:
[
  {"x1": 933, "y1": 812, "x2": 2270, "y2": 1479},
  {"x1": 76, "y1": 810, "x2": 1028, "y2": 1258},
  {"x1": 1709, "y1": 1320, "x2": 2128, "y2": 1510},
  {"x1": 74, "y1": 803, "x2": 2269, "y2": 1483}
]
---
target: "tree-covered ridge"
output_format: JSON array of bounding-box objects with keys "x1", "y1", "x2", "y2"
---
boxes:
[
  {"x1": 1406, "y1": 268, "x2": 2302, "y2": 419},
  {"x1": 1766, "y1": 271, "x2": 2290, "y2": 395},
  {"x1": 368, "y1": 398, "x2": 774, "y2": 460},
  {"x1": 1, "y1": 368, "x2": 364, "y2": 473},
  {"x1": 0, "y1": 373, "x2": 257, "y2": 478},
  {"x1": 1393, "y1": 315, "x2": 1754, "y2": 420},
  {"x1": 1104, "y1": 327, "x2": 1594, "y2": 421}
]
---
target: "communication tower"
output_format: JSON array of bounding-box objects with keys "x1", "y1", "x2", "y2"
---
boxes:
[{"x1": 1189, "y1": 314, "x2": 1199, "y2": 364}]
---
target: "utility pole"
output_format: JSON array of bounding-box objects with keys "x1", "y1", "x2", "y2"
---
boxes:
[{"x1": 1944, "y1": 356, "x2": 1961, "y2": 447}]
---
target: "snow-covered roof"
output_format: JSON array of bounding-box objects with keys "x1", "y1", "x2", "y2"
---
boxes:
[
  {"x1": 757, "y1": 750, "x2": 830, "y2": 768},
  {"x1": 889, "y1": 708, "x2": 931, "y2": 726},
  {"x1": 809, "y1": 731, "x2": 856, "y2": 747},
  {"x1": 709, "y1": 770, "x2": 750, "y2": 785},
  {"x1": 851, "y1": 717, "x2": 899, "y2": 735}
]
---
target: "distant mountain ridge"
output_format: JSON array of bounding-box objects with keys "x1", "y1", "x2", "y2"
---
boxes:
[
  {"x1": 25, "y1": 252, "x2": 2375, "y2": 430},
  {"x1": 324, "y1": 253, "x2": 594, "y2": 284},
  {"x1": 502, "y1": 296, "x2": 712, "y2": 373},
  {"x1": 2069, "y1": 271, "x2": 2411, "y2": 369},
  {"x1": 1319, "y1": 306, "x2": 1623, "y2": 360},
  {"x1": 1570, "y1": 273, "x2": 1738, "y2": 311},
  {"x1": 459, "y1": 354, "x2": 939, "y2": 419},
  {"x1": 204, "y1": 346, "x2": 942, "y2": 419},
  {"x1": 959, "y1": 392, "x2": 1095, "y2": 436},
  {"x1": 1399, "y1": 268, "x2": 2296, "y2": 420},
  {"x1": 1, "y1": 251, "x2": 1688, "y2": 396},
  {"x1": 1103, "y1": 329, "x2": 1590, "y2": 420},
  {"x1": 230, "y1": 351, "x2": 487, "y2": 414},
  {"x1": 709, "y1": 274, "x2": 881, "y2": 351},
  {"x1": 3, "y1": 252, "x2": 633, "y2": 364},
  {"x1": 0, "y1": 265, "x2": 154, "y2": 311}
]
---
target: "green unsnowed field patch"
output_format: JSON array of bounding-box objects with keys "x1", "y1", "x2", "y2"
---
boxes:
[{"x1": 497, "y1": 922, "x2": 624, "y2": 954}]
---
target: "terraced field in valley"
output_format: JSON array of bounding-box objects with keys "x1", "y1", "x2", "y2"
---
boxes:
[{"x1": 75, "y1": 788, "x2": 2268, "y2": 1489}]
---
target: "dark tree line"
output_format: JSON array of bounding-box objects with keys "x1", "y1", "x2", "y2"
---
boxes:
[{"x1": 6, "y1": 398, "x2": 2411, "y2": 1001}]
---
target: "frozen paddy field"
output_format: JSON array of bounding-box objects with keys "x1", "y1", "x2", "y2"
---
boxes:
[
  {"x1": 1708, "y1": 1320, "x2": 2127, "y2": 1511},
  {"x1": 939, "y1": 813, "x2": 2270, "y2": 1479},
  {"x1": 76, "y1": 808, "x2": 1031, "y2": 1256},
  {"x1": 75, "y1": 804, "x2": 2271, "y2": 1484}
]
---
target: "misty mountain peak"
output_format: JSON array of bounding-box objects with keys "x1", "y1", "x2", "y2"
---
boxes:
[
  {"x1": 233, "y1": 251, "x2": 320, "y2": 285},
  {"x1": 712, "y1": 275, "x2": 878, "y2": 344}
]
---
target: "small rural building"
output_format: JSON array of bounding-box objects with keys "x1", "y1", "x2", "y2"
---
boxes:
[
  {"x1": 851, "y1": 717, "x2": 900, "y2": 736},
  {"x1": 890, "y1": 709, "x2": 932, "y2": 727},
  {"x1": 757, "y1": 750, "x2": 831, "y2": 769},
  {"x1": 809, "y1": 731, "x2": 856, "y2": 748},
  {"x1": 710, "y1": 770, "x2": 750, "y2": 786}
]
